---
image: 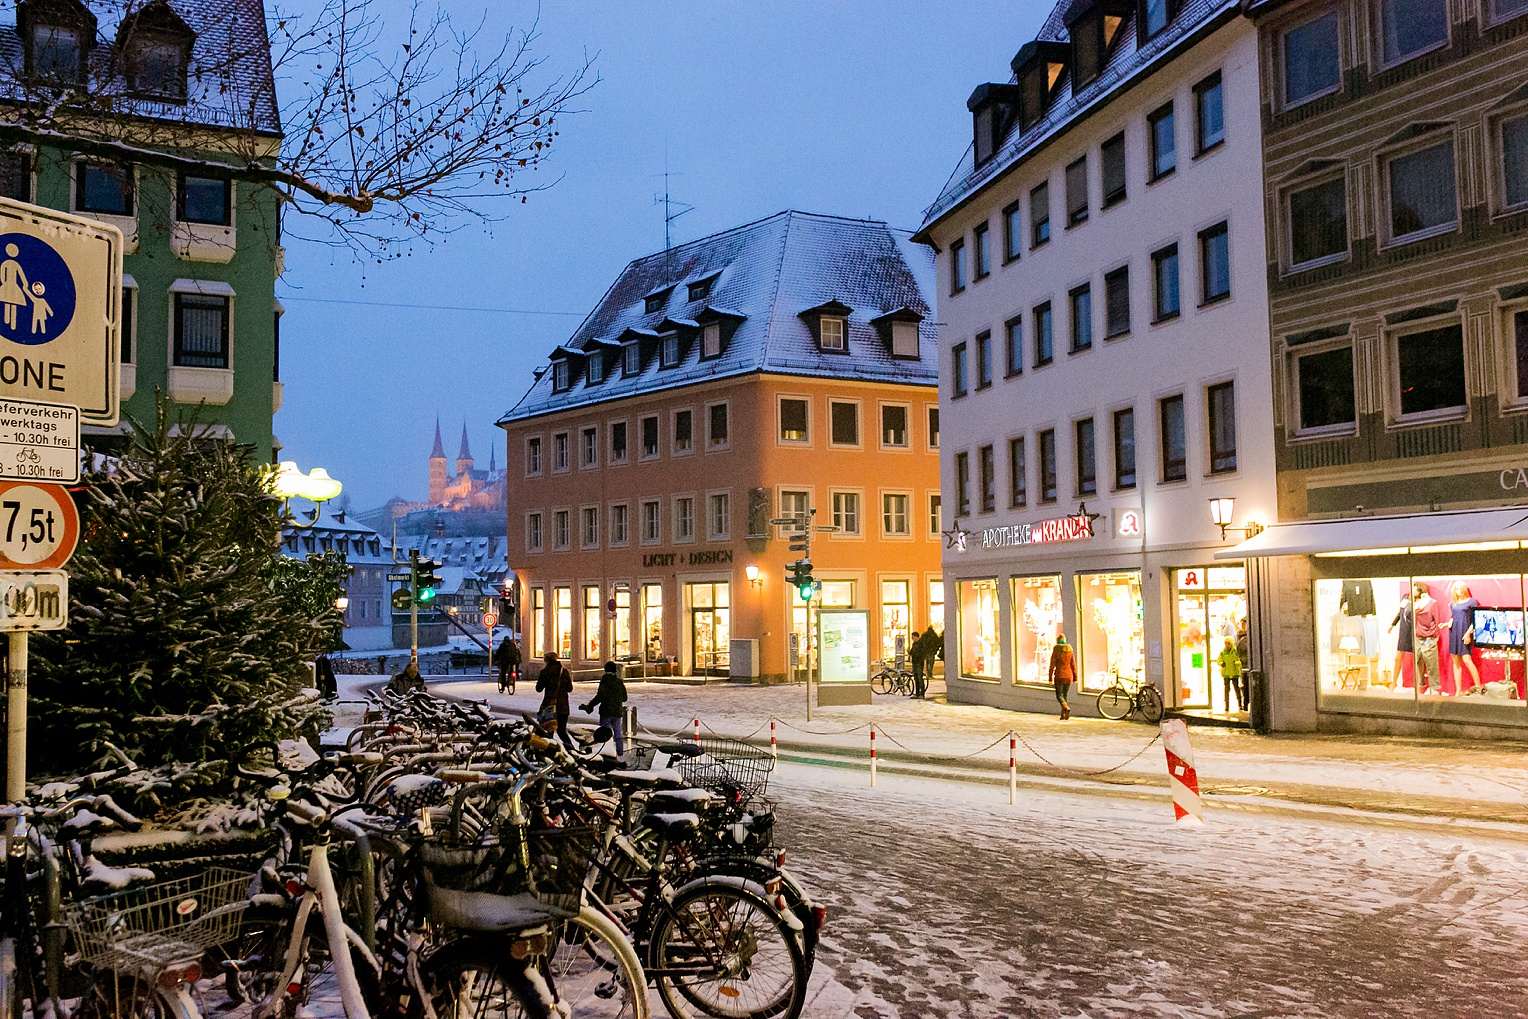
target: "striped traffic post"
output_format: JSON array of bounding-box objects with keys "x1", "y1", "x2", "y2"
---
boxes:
[
  {"x1": 1008, "y1": 734, "x2": 1017, "y2": 805},
  {"x1": 869, "y1": 725, "x2": 878, "y2": 788},
  {"x1": 693, "y1": 717, "x2": 700, "y2": 745},
  {"x1": 770, "y1": 719, "x2": 778, "y2": 759},
  {"x1": 1160, "y1": 718, "x2": 1204, "y2": 825}
]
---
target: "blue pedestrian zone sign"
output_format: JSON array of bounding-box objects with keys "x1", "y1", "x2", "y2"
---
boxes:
[{"x1": 0, "y1": 234, "x2": 76, "y2": 345}]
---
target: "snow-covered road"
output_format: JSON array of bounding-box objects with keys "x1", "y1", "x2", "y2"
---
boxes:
[{"x1": 771, "y1": 761, "x2": 1528, "y2": 1019}]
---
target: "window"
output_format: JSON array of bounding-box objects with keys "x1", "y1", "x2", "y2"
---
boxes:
[
  {"x1": 820, "y1": 316, "x2": 846, "y2": 352},
  {"x1": 128, "y1": 37, "x2": 186, "y2": 98},
  {"x1": 1003, "y1": 200, "x2": 1023, "y2": 262},
  {"x1": 610, "y1": 421, "x2": 627, "y2": 464},
  {"x1": 952, "y1": 342, "x2": 969, "y2": 397},
  {"x1": 554, "y1": 510, "x2": 571, "y2": 550},
  {"x1": 77, "y1": 163, "x2": 134, "y2": 216},
  {"x1": 1102, "y1": 133, "x2": 1127, "y2": 207},
  {"x1": 178, "y1": 174, "x2": 231, "y2": 225},
  {"x1": 641, "y1": 415, "x2": 659, "y2": 458},
  {"x1": 1005, "y1": 316, "x2": 1023, "y2": 376},
  {"x1": 1031, "y1": 182, "x2": 1050, "y2": 247},
  {"x1": 1034, "y1": 302, "x2": 1054, "y2": 366},
  {"x1": 586, "y1": 352, "x2": 604, "y2": 384},
  {"x1": 1296, "y1": 345, "x2": 1356, "y2": 430},
  {"x1": 1038, "y1": 429, "x2": 1058, "y2": 502},
  {"x1": 779, "y1": 398, "x2": 809, "y2": 442},
  {"x1": 882, "y1": 405, "x2": 908, "y2": 447},
  {"x1": 29, "y1": 23, "x2": 82, "y2": 83},
  {"x1": 121, "y1": 286, "x2": 135, "y2": 362},
  {"x1": 1070, "y1": 285, "x2": 1093, "y2": 352},
  {"x1": 709, "y1": 492, "x2": 730, "y2": 539},
  {"x1": 611, "y1": 503, "x2": 629, "y2": 545},
  {"x1": 975, "y1": 331, "x2": 993, "y2": 387},
  {"x1": 1207, "y1": 381, "x2": 1237, "y2": 474},
  {"x1": 623, "y1": 342, "x2": 639, "y2": 375},
  {"x1": 1395, "y1": 322, "x2": 1466, "y2": 417},
  {"x1": 708, "y1": 403, "x2": 728, "y2": 447},
  {"x1": 1491, "y1": 0, "x2": 1528, "y2": 20},
  {"x1": 582, "y1": 586, "x2": 601, "y2": 660},
  {"x1": 1152, "y1": 244, "x2": 1180, "y2": 322},
  {"x1": 1113, "y1": 408, "x2": 1136, "y2": 489},
  {"x1": 0, "y1": 151, "x2": 29, "y2": 202},
  {"x1": 1199, "y1": 222, "x2": 1230, "y2": 304},
  {"x1": 1160, "y1": 394, "x2": 1186, "y2": 482},
  {"x1": 530, "y1": 588, "x2": 546, "y2": 658},
  {"x1": 701, "y1": 322, "x2": 721, "y2": 358},
  {"x1": 173, "y1": 293, "x2": 229, "y2": 369},
  {"x1": 950, "y1": 238, "x2": 967, "y2": 294},
  {"x1": 674, "y1": 409, "x2": 693, "y2": 453},
  {"x1": 1512, "y1": 310, "x2": 1528, "y2": 400},
  {"x1": 1009, "y1": 436, "x2": 1027, "y2": 508},
  {"x1": 1289, "y1": 176, "x2": 1348, "y2": 267},
  {"x1": 829, "y1": 401, "x2": 860, "y2": 445},
  {"x1": 642, "y1": 499, "x2": 661, "y2": 543},
  {"x1": 1282, "y1": 12, "x2": 1341, "y2": 107},
  {"x1": 883, "y1": 493, "x2": 910, "y2": 536},
  {"x1": 779, "y1": 490, "x2": 809, "y2": 530},
  {"x1": 1503, "y1": 114, "x2": 1528, "y2": 209},
  {"x1": 929, "y1": 406, "x2": 940, "y2": 448},
  {"x1": 688, "y1": 278, "x2": 713, "y2": 301},
  {"x1": 552, "y1": 361, "x2": 570, "y2": 392},
  {"x1": 1066, "y1": 156, "x2": 1089, "y2": 226},
  {"x1": 1378, "y1": 0, "x2": 1447, "y2": 66},
  {"x1": 890, "y1": 319, "x2": 919, "y2": 357},
  {"x1": 660, "y1": 334, "x2": 680, "y2": 368},
  {"x1": 979, "y1": 444, "x2": 996, "y2": 512},
  {"x1": 1142, "y1": 0, "x2": 1170, "y2": 39},
  {"x1": 581, "y1": 506, "x2": 599, "y2": 548},
  {"x1": 553, "y1": 432, "x2": 570, "y2": 471},
  {"x1": 973, "y1": 223, "x2": 991, "y2": 279},
  {"x1": 1148, "y1": 103, "x2": 1175, "y2": 181},
  {"x1": 832, "y1": 491, "x2": 861, "y2": 534},
  {"x1": 526, "y1": 512, "x2": 544, "y2": 553},
  {"x1": 527, "y1": 437, "x2": 542, "y2": 475},
  {"x1": 1194, "y1": 71, "x2": 1224, "y2": 154},
  {"x1": 1387, "y1": 140, "x2": 1457, "y2": 242},
  {"x1": 955, "y1": 451, "x2": 970, "y2": 516},
  {"x1": 1075, "y1": 418, "x2": 1097, "y2": 495},
  {"x1": 676, "y1": 497, "x2": 695, "y2": 541},
  {"x1": 581, "y1": 426, "x2": 597, "y2": 467},
  {"x1": 957, "y1": 579, "x2": 1002, "y2": 680},
  {"x1": 1102, "y1": 265, "x2": 1131, "y2": 338},
  {"x1": 553, "y1": 587, "x2": 573, "y2": 659},
  {"x1": 645, "y1": 292, "x2": 666, "y2": 314}
]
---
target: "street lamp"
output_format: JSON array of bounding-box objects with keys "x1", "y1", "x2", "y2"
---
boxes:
[
  {"x1": 269, "y1": 461, "x2": 344, "y2": 529},
  {"x1": 1208, "y1": 496, "x2": 1264, "y2": 541},
  {"x1": 335, "y1": 596, "x2": 350, "y2": 611},
  {"x1": 744, "y1": 563, "x2": 761, "y2": 590}
]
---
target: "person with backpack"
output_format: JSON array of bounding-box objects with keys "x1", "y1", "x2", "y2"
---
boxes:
[
  {"x1": 493, "y1": 636, "x2": 521, "y2": 694},
  {"x1": 582, "y1": 660, "x2": 630, "y2": 757},
  {"x1": 1049, "y1": 634, "x2": 1076, "y2": 721},
  {"x1": 536, "y1": 652, "x2": 574, "y2": 748}
]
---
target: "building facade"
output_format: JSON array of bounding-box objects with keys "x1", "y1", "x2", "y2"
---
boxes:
[
  {"x1": 1231, "y1": 0, "x2": 1528, "y2": 737},
  {"x1": 917, "y1": 0, "x2": 1277, "y2": 720},
  {"x1": 1, "y1": 0, "x2": 283, "y2": 458},
  {"x1": 281, "y1": 509, "x2": 394, "y2": 652},
  {"x1": 501, "y1": 211, "x2": 944, "y2": 682}
]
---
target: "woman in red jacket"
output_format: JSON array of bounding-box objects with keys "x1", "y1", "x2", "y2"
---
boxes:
[{"x1": 1049, "y1": 634, "x2": 1076, "y2": 721}]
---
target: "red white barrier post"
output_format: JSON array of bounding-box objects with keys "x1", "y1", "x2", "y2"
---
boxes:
[
  {"x1": 1009, "y1": 734, "x2": 1017, "y2": 805},
  {"x1": 693, "y1": 717, "x2": 700, "y2": 745},
  {"x1": 1160, "y1": 718, "x2": 1204, "y2": 826},
  {"x1": 770, "y1": 720, "x2": 778, "y2": 759},
  {"x1": 869, "y1": 725, "x2": 878, "y2": 788}
]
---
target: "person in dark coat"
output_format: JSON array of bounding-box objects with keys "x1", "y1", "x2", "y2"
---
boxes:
[
  {"x1": 581, "y1": 661, "x2": 629, "y2": 756},
  {"x1": 911, "y1": 627, "x2": 940, "y2": 699},
  {"x1": 536, "y1": 652, "x2": 574, "y2": 748},
  {"x1": 493, "y1": 636, "x2": 521, "y2": 693},
  {"x1": 315, "y1": 655, "x2": 337, "y2": 700},
  {"x1": 1049, "y1": 635, "x2": 1076, "y2": 721},
  {"x1": 389, "y1": 660, "x2": 425, "y2": 694}
]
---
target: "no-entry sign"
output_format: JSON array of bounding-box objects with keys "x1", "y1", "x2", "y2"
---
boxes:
[{"x1": 0, "y1": 481, "x2": 80, "y2": 568}]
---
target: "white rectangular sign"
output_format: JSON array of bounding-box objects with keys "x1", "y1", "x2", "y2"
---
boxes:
[
  {"x1": 0, "y1": 399, "x2": 78, "y2": 483},
  {"x1": 817, "y1": 609, "x2": 871, "y2": 685},
  {"x1": 0, "y1": 568, "x2": 67, "y2": 631},
  {"x1": 0, "y1": 199, "x2": 122, "y2": 426}
]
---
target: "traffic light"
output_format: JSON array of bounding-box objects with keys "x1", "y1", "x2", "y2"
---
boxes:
[
  {"x1": 787, "y1": 558, "x2": 814, "y2": 600},
  {"x1": 478, "y1": 596, "x2": 492, "y2": 613},
  {"x1": 415, "y1": 558, "x2": 442, "y2": 605}
]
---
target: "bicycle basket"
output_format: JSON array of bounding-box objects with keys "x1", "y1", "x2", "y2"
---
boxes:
[
  {"x1": 419, "y1": 824, "x2": 595, "y2": 933},
  {"x1": 674, "y1": 735, "x2": 775, "y2": 799},
  {"x1": 64, "y1": 867, "x2": 253, "y2": 978}
]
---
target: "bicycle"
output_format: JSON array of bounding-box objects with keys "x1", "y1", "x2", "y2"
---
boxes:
[
  {"x1": 869, "y1": 659, "x2": 914, "y2": 696},
  {"x1": 1095, "y1": 670, "x2": 1164, "y2": 723}
]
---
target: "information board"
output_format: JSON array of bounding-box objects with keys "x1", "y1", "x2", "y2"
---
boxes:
[
  {"x1": 817, "y1": 609, "x2": 871, "y2": 685},
  {"x1": 0, "y1": 398, "x2": 78, "y2": 483}
]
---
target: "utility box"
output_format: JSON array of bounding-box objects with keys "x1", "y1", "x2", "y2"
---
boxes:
[{"x1": 729, "y1": 638, "x2": 760, "y2": 679}]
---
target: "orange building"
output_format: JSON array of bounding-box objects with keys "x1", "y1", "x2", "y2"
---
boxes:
[{"x1": 499, "y1": 211, "x2": 944, "y2": 682}]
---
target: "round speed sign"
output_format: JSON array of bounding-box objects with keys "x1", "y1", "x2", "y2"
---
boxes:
[
  {"x1": 482, "y1": 612, "x2": 498, "y2": 629},
  {"x1": 0, "y1": 481, "x2": 79, "y2": 568}
]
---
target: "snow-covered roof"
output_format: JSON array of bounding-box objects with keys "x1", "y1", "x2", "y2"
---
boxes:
[
  {"x1": 0, "y1": 0, "x2": 280, "y2": 135},
  {"x1": 281, "y1": 509, "x2": 390, "y2": 564},
  {"x1": 918, "y1": 0, "x2": 1238, "y2": 237},
  {"x1": 500, "y1": 210, "x2": 938, "y2": 424}
]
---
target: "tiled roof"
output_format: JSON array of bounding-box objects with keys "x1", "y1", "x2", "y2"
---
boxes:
[
  {"x1": 0, "y1": 0, "x2": 280, "y2": 135},
  {"x1": 281, "y1": 509, "x2": 390, "y2": 564},
  {"x1": 499, "y1": 210, "x2": 938, "y2": 424},
  {"x1": 918, "y1": 0, "x2": 1238, "y2": 234}
]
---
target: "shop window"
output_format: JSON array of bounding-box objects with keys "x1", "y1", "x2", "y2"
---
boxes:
[
  {"x1": 1066, "y1": 156, "x2": 1089, "y2": 226},
  {"x1": 554, "y1": 587, "x2": 573, "y2": 660},
  {"x1": 1075, "y1": 417, "x2": 1097, "y2": 495},
  {"x1": 1105, "y1": 266, "x2": 1130, "y2": 338},
  {"x1": 975, "y1": 331, "x2": 993, "y2": 388},
  {"x1": 1504, "y1": 114, "x2": 1528, "y2": 211},
  {"x1": 1005, "y1": 316, "x2": 1023, "y2": 376},
  {"x1": 1296, "y1": 345, "x2": 1356, "y2": 431},
  {"x1": 955, "y1": 452, "x2": 970, "y2": 516},
  {"x1": 530, "y1": 588, "x2": 546, "y2": 658},
  {"x1": 973, "y1": 222, "x2": 991, "y2": 279},
  {"x1": 641, "y1": 583, "x2": 664, "y2": 662},
  {"x1": 1148, "y1": 102, "x2": 1175, "y2": 181},
  {"x1": 1011, "y1": 575, "x2": 1062, "y2": 686},
  {"x1": 1034, "y1": 302, "x2": 1054, "y2": 366},
  {"x1": 929, "y1": 578, "x2": 946, "y2": 634},
  {"x1": 957, "y1": 579, "x2": 1002, "y2": 680},
  {"x1": 1207, "y1": 381, "x2": 1236, "y2": 474},
  {"x1": 1378, "y1": 0, "x2": 1447, "y2": 67},
  {"x1": 1194, "y1": 70, "x2": 1224, "y2": 154},
  {"x1": 1038, "y1": 429, "x2": 1058, "y2": 502},
  {"x1": 882, "y1": 580, "x2": 912, "y2": 660},
  {"x1": 1079, "y1": 571, "x2": 1144, "y2": 692},
  {"x1": 1114, "y1": 407, "x2": 1136, "y2": 489},
  {"x1": 612, "y1": 585, "x2": 632, "y2": 658},
  {"x1": 779, "y1": 398, "x2": 809, "y2": 442},
  {"x1": 1031, "y1": 181, "x2": 1050, "y2": 248},
  {"x1": 1003, "y1": 200, "x2": 1023, "y2": 262},
  {"x1": 1199, "y1": 222, "x2": 1230, "y2": 304},
  {"x1": 882, "y1": 404, "x2": 909, "y2": 447},
  {"x1": 950, "y1": 237, "x2": 966, "y2": 294},
  {"x1": 582, "y1": 585, "x2": 602, "y2": 661},
  {"x1": 1282, "y1": 11, "x2": 1340, "y2": 107},
  {"x1": 830, "y1": 401, "x2": 860, "y2": 445},
  {"x1": 1152, "y1": 244, "x2": 1180, "y2": 322},
  {"x1": 1174, "y1": 566, "x2": 1247, "y2": 713},
  {"x1": 1070, "y1": 284, "x2": 1093, "y2": 352},
  {"x1": 1386, "y1": 140, "x2": 1457, "y2": 243},
  {"x1": 979, "y1": 444, "x2": 996, "y2": 513},
  {"x1": 1160, "y1": 394, "x2": 1186, "y2": 482},
  {"x1": 1394, "y1": 322, "x2": 1465, "y2": 418},
  {"x1": 1288, "y1": 176, "x2": 1348, "y2": 268},
  {"x1": 1009, "y1": 436, "x2": 1027, "y2": 508}
]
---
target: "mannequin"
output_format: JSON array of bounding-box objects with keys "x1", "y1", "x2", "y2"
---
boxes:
[
  {"x1": 1411, "y1": 582, "x2": 1443, "y2": 695},
  {"x1": 1387, "y1": 589, "x2": 1413, "y2": 690},
  {"x1": 1444, "y1": 581, "x2": 1481, "y2": 695}
]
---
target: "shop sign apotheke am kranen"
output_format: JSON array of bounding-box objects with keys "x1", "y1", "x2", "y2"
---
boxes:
[{"x1": 981, "y1": 512, "x2": 1095, "y2": 550}]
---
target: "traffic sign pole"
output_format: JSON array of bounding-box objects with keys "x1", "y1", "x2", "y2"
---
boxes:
[
  {"x1": 410, "y1": 550, "x2": 419, "y2": 664},
  {"x1": 6, "y1": 629, "x2": 24, "y2": 802}
]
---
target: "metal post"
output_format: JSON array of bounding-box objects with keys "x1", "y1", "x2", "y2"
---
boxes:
[
  {"x1": 1009, "y1": 734, "x2": 1017, "y2": 805},
  {"x1": 6, "y1": 630, "x2": 26, "y2": 802},
  {"x1": 409, "y1": 550, "x2": 419, "y2": 663},
  {"x1": 770, "y1": 719, "x2": 777, "y2": 759},
  {"x1": 869, "y1": 724, "x2": 877, "y2": 788}
]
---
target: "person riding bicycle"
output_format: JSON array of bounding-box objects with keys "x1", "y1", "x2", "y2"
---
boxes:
[
  {"x1": 1049, "y1": 634, "x2": 1076, "y2": 721},
  {"x1": 493, "y1": 635, "x2": 521, "y2": 692}
]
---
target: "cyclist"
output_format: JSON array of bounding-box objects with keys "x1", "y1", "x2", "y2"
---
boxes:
[
  {"x1": 1049, "y1": 634, "x2": 1076, "y2": 721},
  {"x1": 494, "y1": 634, "x2": 521, "y2": 693}
]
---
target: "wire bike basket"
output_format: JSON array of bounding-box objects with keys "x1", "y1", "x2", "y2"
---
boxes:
[
  {"x1": 674, "y1": 735, "x2": 776, "y2": 800},
  {"x1": 420, "y1": 823, "x2": 597, "y2": 933},
  {"x1": 64, "y1": 867, "x2": 252, "y2": 978}
]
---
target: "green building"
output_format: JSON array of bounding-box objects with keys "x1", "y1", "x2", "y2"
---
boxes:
[{"x1": 0, "y1": 0, "x2": 282, "y2": 458}]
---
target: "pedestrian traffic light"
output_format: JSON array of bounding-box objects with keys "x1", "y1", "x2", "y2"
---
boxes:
[
  {"x1": 477, "y1": 596, "x2": 492, "y2": 613},
  {"x1": 415, "y1": 558, "x2": 442, "y2": 605},
  {"x1": 787, "y1": 558, "x2": 814, "y2": 600}
]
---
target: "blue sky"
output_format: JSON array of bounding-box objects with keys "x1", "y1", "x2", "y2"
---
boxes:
[{"x1": 273, "y1": 1, "x2": 1048, "y2": 510}]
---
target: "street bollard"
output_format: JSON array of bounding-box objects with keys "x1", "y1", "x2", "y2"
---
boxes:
[
  {"x1": 1160, "y1": 718, "x2": 1204, "y2": 826},
  {"x1": 770, "y1": 719, "x2": 777, "y2": 759},
  {"x1": 869, "y1": 725, "x2": 877, "y2": 788},
  {"x1": 1009, "y1": 734, "x2": 1017, "y2": 805},
  {"x1": 693, "y1": 717, "x2": 700, "y2": 745}
]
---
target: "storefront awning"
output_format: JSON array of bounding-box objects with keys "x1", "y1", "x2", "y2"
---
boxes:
[{"x1": 1214, "y1": 506, "x2": 1528, "y2": 559}]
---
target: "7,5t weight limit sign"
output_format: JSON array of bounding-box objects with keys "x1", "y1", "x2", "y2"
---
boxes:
[{"x1": 0, "y1": 481, "x2": 78, "y2": 568}]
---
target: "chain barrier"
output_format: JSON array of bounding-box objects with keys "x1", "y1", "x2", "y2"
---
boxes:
[{"x1": 1011, "y1": 726, "x2": 1163, "y2": 777}]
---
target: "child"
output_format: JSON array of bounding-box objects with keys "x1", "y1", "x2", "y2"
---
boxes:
[
  {"x1": 28, "y1": 281, "x2": 51, "y2": 336},
  {"x1": 1218, "y1": 636, "x2": 1243, "y2": 712}
]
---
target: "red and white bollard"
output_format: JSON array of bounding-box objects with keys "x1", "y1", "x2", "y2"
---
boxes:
[
  {"x1": 1009, "y1": 734, "x2": 1017, "y2": 805},
  {"x1": 1160, "y1": 718, "x2": 1204, "y2": 826},
  {"x1": 770, "y1": 720, "x2": 778, "y2": 759},
  {"x1": 693, "y1": 717, "x2": 700, "y2": 745},
  {"x1": 869, "y1": 725, "x2": 878, "y2": 788}
]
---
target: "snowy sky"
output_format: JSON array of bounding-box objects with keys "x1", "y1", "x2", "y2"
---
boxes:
[{"x1": 271, "y1": 1, "x2": 1048, "y2": 511}]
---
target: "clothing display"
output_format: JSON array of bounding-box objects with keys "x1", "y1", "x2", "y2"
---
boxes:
[
  {"x1": 1413, "y1": 595, "x2": 1442, "y2": 640},
  {"x1": 1340, "y1": 579, "x2": 1376, "y2": 617},
  {"x1": 1448, "y1": 596, "x2": 1479, "y2": 656},
  {"x1": 1391, "y1": 599, "x2": 1413, "y2": 654}
]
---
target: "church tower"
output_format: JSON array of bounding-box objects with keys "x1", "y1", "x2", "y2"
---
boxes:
[
  {"x1": 456, "y1": 424, "x2": 475, "y2": 479},
  {"x1": 428, "y1": 417, "x2": 448, "y2": 505}
]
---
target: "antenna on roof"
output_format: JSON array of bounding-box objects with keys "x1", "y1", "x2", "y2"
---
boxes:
[{"x1": 652, "y1": 139, "x2": 693, "y2": 278}]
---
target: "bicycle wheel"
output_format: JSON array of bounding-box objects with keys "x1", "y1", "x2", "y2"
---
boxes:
[
  {"x1": 871, "y1": 671, "x2": 892, "y2": 695},
  {"x1": 649, "y1": 881, "x2": 807, "y2": 1019},
  {"x1": 1138, "y1": 684, "x2": 1165, "y2": 724},
  {"x1": 414, "y1": 935, "x2": 562, "y2": 1019},
  {"x1": 548, "y1": 906, "x2": 650, "y2": 1018},
  {"x1": 1096, "y1": 685, "x2": 1132, "y2": 721}
]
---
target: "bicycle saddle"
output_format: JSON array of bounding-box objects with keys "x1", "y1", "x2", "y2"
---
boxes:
[
  {"x1": 386, "y1": 774, "x2": 448, "y2": 815},
  {"x1": 646, "y1": 788, "x2": 715, "y2": 814},
  {"x1": 656, "y1": 743, "x2": 704, "y2": 759},
  {"x1": 606, "y1": 768, "x2": 687, "y2": 790},
  {"x1": 640, "y1": 812, "x2": 701, "y2": 840}
]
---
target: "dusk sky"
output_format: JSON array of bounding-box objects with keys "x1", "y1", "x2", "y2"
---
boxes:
[{"x1": 273, "y1": 1, "x2": 1047, "y2": 510}]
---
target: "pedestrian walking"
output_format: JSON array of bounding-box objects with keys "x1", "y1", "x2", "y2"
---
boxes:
[
  {"x1": 315, "y1": 654, "x2": 337, "y2": 700},
  {"x1": 581, "y1": 661, "x2": 629, "y2": 757},
  {"x1": 1218, "y1": 637, "x2": 1243, "y2": 712},
  {"x1": 1049, "y1": 634, "x2": 1076, "y2": 720},
  {"x1": 911, "y1": 626, "x2": 939, "y2": 698},
  {"x1": 389, "y1": 659, "x2": 425, "y2": 694},
  {"x1": 493, "y1": 635, "x2": 521, "y2": 694},
  {"x1": 536, "y1": 652, "x2": 574, "y2": 748}
]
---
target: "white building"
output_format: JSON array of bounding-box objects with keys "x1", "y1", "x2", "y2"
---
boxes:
[
  {"x1": 281, "y1": 509, "x2": 395, "y2": 652},
  {"x1": 915, "y1": 0, "x2": 1276, "y2": 721}
]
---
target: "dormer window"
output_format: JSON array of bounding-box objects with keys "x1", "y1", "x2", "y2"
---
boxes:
[
  {"x1": 701, "y1": 322, "x2": 722, "y2": 359},
  {"x1": 644, "y1": 288, "x2": 671, "y2": 314},
  {"x1": 1013, "y1": 41, "x2": 1070, "y2": 133},
  {"x1": 117, "y1": 1, "x2": 195, "y2": 99},
  {"x1": 1069, "y1": 1, "x2": 1131, "y2": 89},
  {"x1": 586, "y1": 352, "x2": 605, "y2": 384},
  {"x1": 660, "y1": 334, "x2": 680, "y2": 368},
  {"x1": 30, "y1": 23, "x2": 82, "y2": 82},
  {"x1": 968, "y1": 83, "x2": 1022, "y2": 167},
  {"x1": 1140, "y1": 0, "x2": 1176, "y2": 43},
  {"x1": 552, "y1": 361, "x2": 570, "y2": 392},
  {"x1": 820, "y1": 317, "x2": 846, "y2": 352},
  {"x1": 688, "y1": 278, "x2": 713, "y2": 302},
  {"x1": 872, "y1": 308, "x2": 925, "y2": 358},
  {"x1": 623, "y1": 341, "x2": 639, "y2": 375}
]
